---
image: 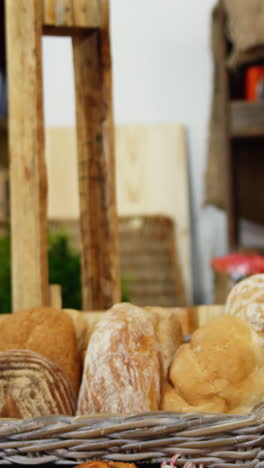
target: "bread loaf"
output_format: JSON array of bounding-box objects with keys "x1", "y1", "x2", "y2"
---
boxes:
[
  {"x1": 0, "y1": 350, "x2": 75, "y2": 418},
  {"x1": 77, "y1": 303, "x2": 161, "y2": 415},
  {"x1": 225, "y1": 274, "x2": 264, "y2": 333},
  {"x1": 161, "y1": 315, "x2": 264, "y2": 415},
  {"x1": 80, "y1": 308, "x2": 183, "y2": 376},
  {"x1": 144, "y1": 307, "x2": 183, "y2": 376},
  {"x1": 74, "y1": 462, "x2": 137, "y2": 468},
  {"x1": 0, "y1": 307, "x2": 81, "y2": 395}
]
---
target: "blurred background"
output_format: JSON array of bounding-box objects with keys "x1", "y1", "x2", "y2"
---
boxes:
[{"x1": 2, "y1": 0, "x2": 264, "y2": 312}]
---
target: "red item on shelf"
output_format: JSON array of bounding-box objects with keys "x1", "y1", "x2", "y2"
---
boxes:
[
  {"x1": 246, "y1": 66, "x2": 264, "y2": 101},
  {"x1": 211, "y1": 253, "x2": 264, "y2": 277}
]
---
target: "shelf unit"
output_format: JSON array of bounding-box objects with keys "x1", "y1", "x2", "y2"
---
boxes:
[{"x1": 217, "y1": 8, "x2": 264, "y2": 250}]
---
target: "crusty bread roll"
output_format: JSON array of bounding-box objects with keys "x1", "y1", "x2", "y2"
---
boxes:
[
  {"x1": 0, "y1": 307, "x2": 81, "y2": 395},
  {"x1": 144, "y1": 307, "x2": 183, "y2": 376},
  {"x1": 77, "y1": 303, "x2": 161, "y2": 415},
  {"x1": 161, "y1": 315, "x2": 264, "y2": 415},
  {"x1": 0, "y1": 350, "x2": 75, "y2": 418},
  {"x1": 80, "y1": 308, "x2": 183, "y2": 377},
  {"x1": 225, "y1": 274, "x2": 264, "y2": 333},
  {"x1": 74, "y1": 463, "x2": 137, "y2": 468}
]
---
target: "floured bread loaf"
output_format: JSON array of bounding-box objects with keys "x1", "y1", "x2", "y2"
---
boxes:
[
  {"x1": 77, "y1": 303, "x2": 161, "y2": 415},
  {"x1": 161, "y1": 315, "x2": 264, "y2": 415},
  {"x1": 144, "y1": 307, "x2": 183, "y2": 376},
  {"x1": 0, "y1": 307, "x2": 81, "y2": 395},
  {"x1": 225, "y1": 274, "x2": 264, "y2": 333},
  {"x1": 0, "y1": 350, "x2": 75, "y2": 418},
  {"x1": 80, "y1": 308, "x2": 183, "y2": 376}
]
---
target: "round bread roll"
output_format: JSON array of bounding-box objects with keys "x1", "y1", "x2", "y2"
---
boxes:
[
  {"x1": 225, "y1": 274, "x2": 264, "y2": 332},
  {"x1": 0, "y1": 350, "x2": 76, "y2": 418},
  {"x1": 161, "y1": 315, "x2": 264, "y2": 415},
  {"x1": 0, "y1": 307, "x2": 81, "y2": 395}
]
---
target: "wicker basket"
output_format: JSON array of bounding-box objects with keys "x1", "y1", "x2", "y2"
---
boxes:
[{"x1": 0, "y1": 407, "x2": 264, "y2": 466}]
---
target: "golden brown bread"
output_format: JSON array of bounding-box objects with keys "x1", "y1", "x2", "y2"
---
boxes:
[
  {"x1": 77, "y1": 303, "x2": 161, "y2": 415},
  {"x1": 0, "y1": 307, "x2": 81, "y2": 395},
  {"x1": 161, "y1": 315, "x2": 264, "y2": 415},
  {"x1": 64, "y1": 309, "x2": 89, "y2": 353},
  {"x1": 225, "y1": 274, "x2": 264, "y2": 333},
  {"x1": 74, "y1": 462, "x2": 137, "y2": 468},
  {"x1": 144, "y1": 307, "x2": 183, "y2": 376},
  {"x1": 0, "y1": 350, "x2": 75, "y2": 418}
]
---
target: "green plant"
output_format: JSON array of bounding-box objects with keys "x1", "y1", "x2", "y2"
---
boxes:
[
  {"x1": 0, "y1": 232, "x2": 130, "y2": 313},
  {"x1": 48, "y1": 232, "x2": 82, "y2": 310}
]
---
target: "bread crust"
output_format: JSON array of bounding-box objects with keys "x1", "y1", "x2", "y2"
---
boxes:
[{"x1": 77, "y1": 303, "x2": 161, "y2": 415}]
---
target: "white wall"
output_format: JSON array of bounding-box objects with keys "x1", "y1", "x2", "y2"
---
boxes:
[{"x1": 43, "y1": 0, "x2": 227, "y2": 304}]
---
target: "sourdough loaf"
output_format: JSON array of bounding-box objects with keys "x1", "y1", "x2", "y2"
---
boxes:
[
  {"x1": 0, "y1": 350, "x2": 75, "y2": 418},
  {"x1": 225, "y1": 274, "x2": 264, "y2": 333},
  {"x1": 77, "y1": 303, "x2": 161, "y2": 415},
  {"x1": 0, "y1": 307, "x2": 81, "y2": 395},
  {"x1": 161, "y1": 315, "x2": 264, "y2": 415}
]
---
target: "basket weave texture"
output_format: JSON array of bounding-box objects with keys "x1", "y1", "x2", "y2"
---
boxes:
[{"x1": 0, "y1": 408, "x2": 264, "y2": 466}]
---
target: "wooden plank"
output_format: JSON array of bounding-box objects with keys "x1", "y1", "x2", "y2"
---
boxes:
[
  {"x1": 217, "y1": 7, "x2": 239, "y2": 249},
  {"x1": 72, "y1": 1, "x2": 120, "y2": 310},
  {"x1": 55, "y1": 0, "x2": 73, "y2": 26},
  {"x1": 49, "y1": 284, "x2": 62, "y2": 309},
  {"x1": 43, "y1": 0, "x2": 56, "y2": 25},
  {"x1": 43, "y1": 0, "x2": 100, "y2": 28},
  {"x1": 231, "y1": 101, "x2": 264, "y2": 138},
  {"x1": 116, "y1": 125, "x2": 192, "y2": 304},
  {"x1": 6, "y1": 0, "x2": 49, "y2": 311},
  {"x1": 72, "y1": 0, "x2": 100, "y2": 27}
]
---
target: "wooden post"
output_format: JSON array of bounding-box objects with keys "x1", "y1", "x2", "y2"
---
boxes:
[
  {"x1": 6, "y1": 0, "x2": 49, "y2": 311},
  {"x1": 72, "y1": 0, "x2": 121, "y2": 310},
  {"x1": 49, "y1": 284, "x2": 62, "y2": 309}
]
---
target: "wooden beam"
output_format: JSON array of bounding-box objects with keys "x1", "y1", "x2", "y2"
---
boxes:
[
  {"x1": 72, "y1": 0, "x2": 100, "y2": 27},
  {"x1": 72, "y1": 1, "x2": 121, "y2": 310},
  {"x1": 216, "y1": 6, "x2": 239, "y2": 249},
  {"x1": 43, "y1": 0, "x2": 100, "y2": 28},
  {"x1": 49, "y1": 284, "x2": 62, "y2": 309},
  {"x1": 6, "y1": 0, "x2": 49, "y2": 311}
]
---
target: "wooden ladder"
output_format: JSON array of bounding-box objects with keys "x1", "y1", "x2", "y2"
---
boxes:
[{"x1": 5, "y1": 0, "x2": 120, "y2": 312}]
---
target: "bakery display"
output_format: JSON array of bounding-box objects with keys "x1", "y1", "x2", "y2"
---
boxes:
[
  {"x1": 0, "y1": 307, "x2": 81, "y2": 395},
  {"x1": 161, "y1": 315, "x2": 264, "y2": 414},
  {"x1": 0, "y1": 350, "x2": 75, "y2": 418},
  {"x1": 0, "y1": 298, "x2": 263, "y2": 422},
  {"x1": 225, "y1": 273, "x2": 264, "y2": 333},
  {"x1": 77, "y1": 303, "x2": 161, "y2": 415}
]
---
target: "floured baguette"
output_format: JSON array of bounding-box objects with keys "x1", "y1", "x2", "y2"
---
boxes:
[
  {"x1": 0, "y1": 350, "x2": 76, "y2": 418},
  {"x1": 77, "y1": 303, "x2": 161, "y2": 415}
]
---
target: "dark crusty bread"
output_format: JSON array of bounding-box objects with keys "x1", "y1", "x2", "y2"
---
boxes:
[
  {"x1": 0, "y1": 350, "x2": 75, "y2": 418},
  {"x1": 0, "y1": 307, "x2": 81, "y2": 395}
]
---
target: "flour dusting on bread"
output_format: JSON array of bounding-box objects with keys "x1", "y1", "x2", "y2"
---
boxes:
[{"x1": 77, "y1": 303, "x2": 161, "y2": 415}]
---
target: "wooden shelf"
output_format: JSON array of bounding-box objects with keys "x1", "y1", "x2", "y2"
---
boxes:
[{"x1": 231, "y1": 100, "x2": 264, "y2": 138}]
